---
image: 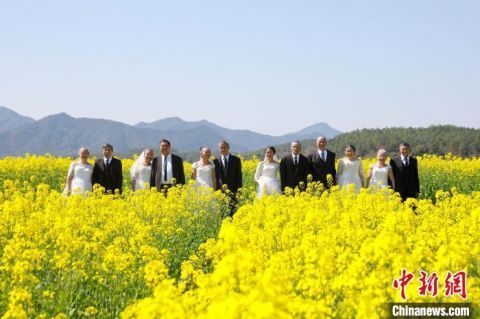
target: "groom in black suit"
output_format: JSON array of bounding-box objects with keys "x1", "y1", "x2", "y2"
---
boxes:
[
  {"x1": 390, "y1": 142, "x2": 420, "y2": 201},
  {"x1": 213, "y1": 140, "x2": 242, "y2": 216},
  {"x1": 150, "y1": 139, "x2": 185, "y2": 191},
  {"x1": 213, "y1": 140, "x2": 243, "y2": 193},
  {"x1": 308, "y1": 136, "x2": 336, "y2": 189},
  {"x1": 92, "y1": 143, "x2": 123, "y2": 194},
  {"x1": 280, "y1": 141, "x2": 311, "y2": 192}
]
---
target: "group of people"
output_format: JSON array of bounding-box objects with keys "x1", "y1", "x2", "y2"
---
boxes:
[
  {"x1": 64, "y1": 139, "x2": 242, "y2": 196},
  {"x1": 65, "y1": 143, "x2": 124, "y2": 195},
  {"x1": 65, "y1": 136, "x2": 420, "y2": 204},
  {"x1": 254, "y1": 137, "x2": 419, "y2": 201}
]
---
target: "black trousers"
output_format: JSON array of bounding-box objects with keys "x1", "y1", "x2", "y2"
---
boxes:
[{"x1": 225, "y1": 191, "x2": 239, "y2": 217}]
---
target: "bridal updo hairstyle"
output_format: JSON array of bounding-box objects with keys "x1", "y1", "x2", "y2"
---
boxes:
[
  {"x1": 345, "y1": 144, "x2": 356, "y2": 153},
  {"x1": 265, "y1": 146, "x2": 276, "y2": 154}
]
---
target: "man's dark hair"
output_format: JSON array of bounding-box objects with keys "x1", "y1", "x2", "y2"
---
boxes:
[
  {"x1": 102, "y1": 143, "x2": 113, "y2": 151},
  {"x1": 160, "y1": 139, "x2": 171, "y2": 146},
  {"x1": 218, "y1": 140, "x2": 230, "y2": 148}
]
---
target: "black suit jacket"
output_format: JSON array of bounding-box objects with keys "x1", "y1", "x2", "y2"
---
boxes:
[
  {"x1": 92, "y1": 157, "x2": 123, "y2": 193},
  {"x1": 150, "y1": 154, "x2": 185, "y2": 190},
  {"x1": 308, "y1": 149, "x2": 336, "y2": 188},
  {"x1": 279, "y1": 154, "x2": 311, "y2": 191},
  {"x1": 390, "y1": 157, "x2": 420, "y2": 200},
  {"x1": 213, "y1": 154, "x2": 242, "y2": 193}
]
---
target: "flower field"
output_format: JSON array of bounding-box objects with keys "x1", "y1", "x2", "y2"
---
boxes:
[
  {"x1": 0, "y1": 155, "x2": 479, "y2": 318},
  {"x1": 1, "y1": 154, "x2": 479, "y2": 200}
]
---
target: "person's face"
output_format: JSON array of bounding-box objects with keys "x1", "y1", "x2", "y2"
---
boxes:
[
  {"x1": 144, "y1": 150, "x2": 154, "y2": 163},
  {"x1": 400, "y1": 145, "x2": 410, "y2": 157},
  {"x1": 219, "y1": 143, "x2": 229, "y2": 156},
  {"x1": 103, "y1": 147, "x2": 113, "y2": 158},
  {"x1": 201, "y1": 148, "x2": 211, "y2": 160},
  {"x1": 291, "y1": 143, "x2": 301, "y2": 155},
  {"x1": 265, "y1": 149, "x2": 274, "y2": 160},
  {"x1": 160, "y1": 142, "x2": 171, "y2": 156},
  {"x1": 317, "y1": 137, "x2": 327, "y2": 150},
  {"x1": 79, "y1": 149, "x2": 90, "y2": 160},
  {"x1": 345, "y1": 148, "x2": 355, "y2": 159},
  {"x1": 378, "y1": 152, "x2": 387, "y2": 163}
]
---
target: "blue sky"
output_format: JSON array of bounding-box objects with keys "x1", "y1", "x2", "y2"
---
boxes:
[{"x1": 1, "y1": 1, "x2": 478, "y2": 135}]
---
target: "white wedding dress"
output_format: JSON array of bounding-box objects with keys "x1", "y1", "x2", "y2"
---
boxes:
[
  {"x1": 254, "y1": 161, "x2": 281, "y2": 198},
  {"x1": 192, "y1": 162, "x2": 215, "y2": 189},
  {"x1": 369, "y1": 164, "x2": 391, "y2": 188},
  {"x1": 337, "y1": 158, "x2": 364, "y2": 192},
  {"x1": 68, "y1": 162, "x2": 93, "y2": 194},
  {"x1": 132, "y1": 164, "x2": 152, "y2": 190}
]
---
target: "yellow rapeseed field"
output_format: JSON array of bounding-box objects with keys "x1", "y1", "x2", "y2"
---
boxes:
[{"x1": 0, "y1": 155, "x2": 479, "y2": 318}]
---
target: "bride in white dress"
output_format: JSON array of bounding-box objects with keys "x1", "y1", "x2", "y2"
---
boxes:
[
  {"x1": 130, "y1": 148, "x2": 154, "y2": 191},
  {"x1": 192, "y1": 147, "x2": 217, "y2": 190},
  {"x1": 366, "y1": 149, "x2": 396, "y2": 189},
  {"x1": 254, "y1": 146, "x2": 281, "y2": 198},
  {"x1": 337, "y1": 145, "x2": 365, "y2": 192},
  {"x1": 65, "y1": 147, "x2": 93, "y2": 195}
]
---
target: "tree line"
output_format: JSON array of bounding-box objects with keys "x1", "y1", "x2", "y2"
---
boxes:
[{"x1": 250, "y1": 125, "x2": 480, "y2": 158}]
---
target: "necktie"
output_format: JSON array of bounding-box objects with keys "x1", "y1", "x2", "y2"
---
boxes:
[
  {"x1": 223, "y1": 156, "x2": 228, "y2": 176},
  {"x1": 163, "y1": 156, "x2": 167, "y2": 182},
  {"x1": 320, "y1": 151, "x2": 325, "y2": 161},
  {"x1": 405, "y1": 157, "x2": 409, "y2": 167},
  {"x1": 294, "y1": 156, "x2": 298, "y2": 165}
]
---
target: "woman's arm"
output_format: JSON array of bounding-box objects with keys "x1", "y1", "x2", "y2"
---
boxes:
[
  {"x1": 66, "y1": 163, "x2": 74, "y2": 195},
  {"x1": 211, "y1": 167, "x2": 217, "y2": 191},
  {"x1": 254, "y1": 162, "x2": 263, "y2": 183},
  {"x1": 131, "y1": 166, "x2": 137, "y2": 191},
  {"x1": 358, "y1": 161, "x2": 365, "y2": 187},
  {"x1": 191, "y1": 162, "x2": 197, "y2": 181},
  {"x1": 388, "y1": 167, "x2": 395, "y2": 190},
  {"x1": 336, "y1": 160, "x2": 343, "y2": 180},
  {"x1": 366, "y1": 166, "x2": 373, "y2": 187}
]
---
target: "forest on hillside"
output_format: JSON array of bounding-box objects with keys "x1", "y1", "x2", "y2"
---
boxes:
[{"x1": 248, "y1": 125, "x2": 480, "y2": 158}]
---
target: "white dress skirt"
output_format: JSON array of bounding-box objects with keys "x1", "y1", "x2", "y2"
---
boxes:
[
  {"x1": 337, "y1": 158, "x2": 364, "y2": 192},
  {"x1": 254, "y1": 161, "x2": 281, "y2": 198},
  {"x1": 132, "y1": 164, "x2": 152, "y2": 190},
  {"x1": 370, "y1": 164, "x2": 391, "y2": 188},
  {"x1": 68, "y1": 162, "x2": 93, "y2": 194},
  {"x1": 192, "y1": 162, "x2": 215, "y2": 189}
]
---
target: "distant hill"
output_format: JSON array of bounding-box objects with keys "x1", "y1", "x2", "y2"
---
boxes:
[
  {"x1": 136, "y1": 117, "x2": 341, "y2": 151},
  {"x1": 0, "y1": 106, "x2": 35, "y2": 132},
  {"x1": 257, "y1": 126, "x2": 480, "y2": 158},
  {"x1": 0, "y1": 113, "x2": 162, "y2": 156},
  {"x1": 283, "y1": 122, "x2": 341, "y2": 139},
  {"x1": 0, "y1": 106, "x2": 342, "y2": 157}
]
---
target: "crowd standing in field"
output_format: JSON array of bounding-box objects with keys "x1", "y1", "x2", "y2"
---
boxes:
[
  {"x1": 4, "y1": 142, "x2": 478, "y2": 319},
  {"x1": 65, "y1": 137, "x2": 420, "y2": 206}
]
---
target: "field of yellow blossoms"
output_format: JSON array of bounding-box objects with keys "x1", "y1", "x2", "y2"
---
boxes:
[{"x1": 0, "y1": 154, "x2": 479, "y2": 318}]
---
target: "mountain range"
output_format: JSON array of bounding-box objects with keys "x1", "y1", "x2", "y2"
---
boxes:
[{"x1": 0, "y1": 106, "x2": 341, "y2": 157}]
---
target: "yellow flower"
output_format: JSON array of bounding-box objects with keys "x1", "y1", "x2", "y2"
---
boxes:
[
  {"x1": 0, "y1": 155, "x2": 479, "y2": 318},
  {"x1": 84, "y1": 306, "x2": 98, "y2": 316},
  {"x1": 42, "y1": 290, "x2": 55, "y2": 299}
]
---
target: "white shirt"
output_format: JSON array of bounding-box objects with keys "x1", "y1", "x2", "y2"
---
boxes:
[
  {"x1": 161, "y1": 154, "x2": 174, "y2": 184},
  {"x1": 317, "y1": 149, "x2": 327, "y2": 161},
  {"x1": 103, "y1": 157, "x2": 112, "y2": 165},
  {"x1": 401, "y1": 155, "x2": 410, "y2": 166},
  {"x1": 222, "y1": 154, "x2": 230, "y2": 166},
  {"x1": 291, "y1": 154, "x2": 299, "y2": 164}
]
